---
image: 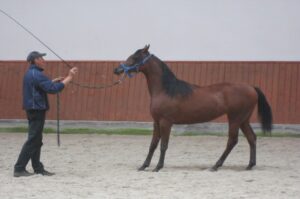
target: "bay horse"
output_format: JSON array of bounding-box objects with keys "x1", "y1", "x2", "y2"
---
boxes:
[{"x1": 114, "y1": 45, "x2": 272, "y2": 172}]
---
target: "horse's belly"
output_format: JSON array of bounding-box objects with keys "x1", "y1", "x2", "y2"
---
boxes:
[
  {"x1": 165, "y1": 102, "x2": 226, "y2": 124},
  {"x1": 150, "y1": 90, "x2": 227, "y2": 124},
  {"x1": 172, "y1": 110, "x2": 225, "y2": 124}
]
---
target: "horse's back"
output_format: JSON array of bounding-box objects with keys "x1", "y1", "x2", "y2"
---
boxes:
[{"x1": 194, "y1": 82, "x2": 258, "y2": 116}]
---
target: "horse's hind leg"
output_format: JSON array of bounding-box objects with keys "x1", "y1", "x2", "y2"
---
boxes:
[
  {"x1": 240, "y1": 121, "x2": 257, "y2": 170},
  {"x1": 138, "y1": 121, "x2": 160, "y2": 171},
  {"x1": 211, "y1": 122, "x2": 240, "y2": 171}
]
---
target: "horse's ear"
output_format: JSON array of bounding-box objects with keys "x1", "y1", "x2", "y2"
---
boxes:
[{"x1": 142, "y1": 44, "x2": 150, "y2": 53}]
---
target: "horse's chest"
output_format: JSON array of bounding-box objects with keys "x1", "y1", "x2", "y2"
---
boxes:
[{"x1": 149, "y1": 97, "x2": 179, "y2": 119}]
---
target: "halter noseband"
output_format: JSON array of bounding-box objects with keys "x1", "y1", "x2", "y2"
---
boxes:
[{"x1": 119, "y1": 54, "x2": 152, "y2": 78}]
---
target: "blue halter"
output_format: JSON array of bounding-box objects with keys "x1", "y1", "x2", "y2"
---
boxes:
[{"x1": 119, "y1": 54, "x2": 153, "y2": 78}]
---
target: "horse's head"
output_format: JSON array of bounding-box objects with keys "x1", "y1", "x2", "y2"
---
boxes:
[{"x1": 114, "y1": 45, "x2": 152, "y2": 78}]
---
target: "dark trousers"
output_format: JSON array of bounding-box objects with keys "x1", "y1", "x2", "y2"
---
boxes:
[{"x1": 14, "y1": 110, "x2": 46, "y2": 172}]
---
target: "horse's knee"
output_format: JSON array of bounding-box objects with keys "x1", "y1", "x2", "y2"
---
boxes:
[
  {"x1": 160, "y1": 143, "x2": 168, "y2": 152},
  {"x1": 233, "y1": 137, "x2": 238, "y2": 145},
  {"x1": 248, "y1": 134, "x2": 257, "y2": 147},
  {"x1": 149, "y1": 142, "x2": 159, "y2": 151},
  {"x1": 229, "y1": 137, "x2": 238, "y2": 148}
]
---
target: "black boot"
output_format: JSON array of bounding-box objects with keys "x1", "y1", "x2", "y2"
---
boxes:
[
  {"x1": 35, "y1": 169, "x2": 55, "y2": 176},
  {"x1": 14, "y1": 170, "x2": 34, "y2": 177}
]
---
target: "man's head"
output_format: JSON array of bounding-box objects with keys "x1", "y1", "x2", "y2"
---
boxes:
[{"x1": 26, "y1": 51, "x2": 46, "y2": 67}]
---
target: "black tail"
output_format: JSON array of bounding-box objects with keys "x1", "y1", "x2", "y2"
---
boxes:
[{"x1": 254, "y1": 87, "x2": 273, "y2": 134}]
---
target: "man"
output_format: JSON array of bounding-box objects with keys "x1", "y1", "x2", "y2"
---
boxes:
[{"x1": 14, "y1": 51, "x2": 78, "y2": 177}]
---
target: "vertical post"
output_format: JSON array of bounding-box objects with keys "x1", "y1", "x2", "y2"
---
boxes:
[
  {"x1": 56, "y1": 62, "x2": 61, "y2": 147},
  {"x1": 56, "y1": 93, "x2": 60, "y2": 146}
]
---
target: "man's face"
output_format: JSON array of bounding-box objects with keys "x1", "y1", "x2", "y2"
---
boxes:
[{"x1": 34, "y1": 57, "x2": 46, "y2": 67}]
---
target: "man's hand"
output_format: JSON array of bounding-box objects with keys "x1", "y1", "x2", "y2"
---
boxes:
[
  {"x1": 68, "y1": 67, "x2": 78, "y2": 78},
  {"x1": 52, "y1": 77, "x2": 65, "y2": 83},
  {"x1": 62, "y1": 67, "x2": 78, "y2": 86}
]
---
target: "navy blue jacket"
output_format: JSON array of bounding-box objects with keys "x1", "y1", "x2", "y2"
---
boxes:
[{"x1": 23, "y1": 65, "x2": 65, "y2": 110}]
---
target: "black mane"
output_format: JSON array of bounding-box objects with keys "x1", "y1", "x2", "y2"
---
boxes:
[{"x1": 158, "y1": 59, "x2": 194, "y2": 98}]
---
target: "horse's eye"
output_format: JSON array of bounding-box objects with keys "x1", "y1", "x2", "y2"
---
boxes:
[{"x1": 133, "y1": 56, "x2": 140, "y2": 61}]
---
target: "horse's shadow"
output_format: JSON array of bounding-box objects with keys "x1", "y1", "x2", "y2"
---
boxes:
[
  {"x1": 166, "y1": 164, "x2": 265, "y2": 172},
  {"x1": 167, "y1": 165, "x2": 211, "y2": 171}
]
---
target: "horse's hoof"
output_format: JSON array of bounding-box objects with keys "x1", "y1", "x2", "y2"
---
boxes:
[
  {"x1": 246, "y1": 165, "x2": 255, "y2": 170},
  {"x1": 246, "y1": 162, "x2": 256, "y2": 170},
  {"x1": 138, "y1": 166, "x2": 147, "y2": 171},
  {"x1": 209, "y1": 166, "x2": 218, "y2": 172},
  {"x1": 152, "y1": 167, "x2": 162, "y2": 172}
]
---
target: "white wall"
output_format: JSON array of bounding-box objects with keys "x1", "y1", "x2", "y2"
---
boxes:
[{"x1": 1, "y1": 0, "x2": 299, "y2": 61}]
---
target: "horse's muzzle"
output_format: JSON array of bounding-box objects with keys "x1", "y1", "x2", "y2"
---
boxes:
[{"x1": 114, "y1": 67, "x2": 124, "y2": 75}]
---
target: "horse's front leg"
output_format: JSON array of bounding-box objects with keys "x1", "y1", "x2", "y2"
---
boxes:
[
  {"x1": 138, "y1": 121, "x2": 160, "y2": 171},
  {"x1": 153, "y1": 120, "x2": 172, "y2": 172}
]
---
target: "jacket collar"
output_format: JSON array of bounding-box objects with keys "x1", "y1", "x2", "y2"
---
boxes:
[{"x1": 29, "y1": 64, "x2": 44, "y2": 71}]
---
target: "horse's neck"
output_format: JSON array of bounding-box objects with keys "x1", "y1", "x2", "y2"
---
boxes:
[{"x1": 142, "y1": 58, "x2": 164, "y2": 97}]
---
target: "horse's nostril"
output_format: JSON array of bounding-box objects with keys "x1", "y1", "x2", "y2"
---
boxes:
[{"x1": 114, "y1": 67, "x2": 123, "y2": 75}]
